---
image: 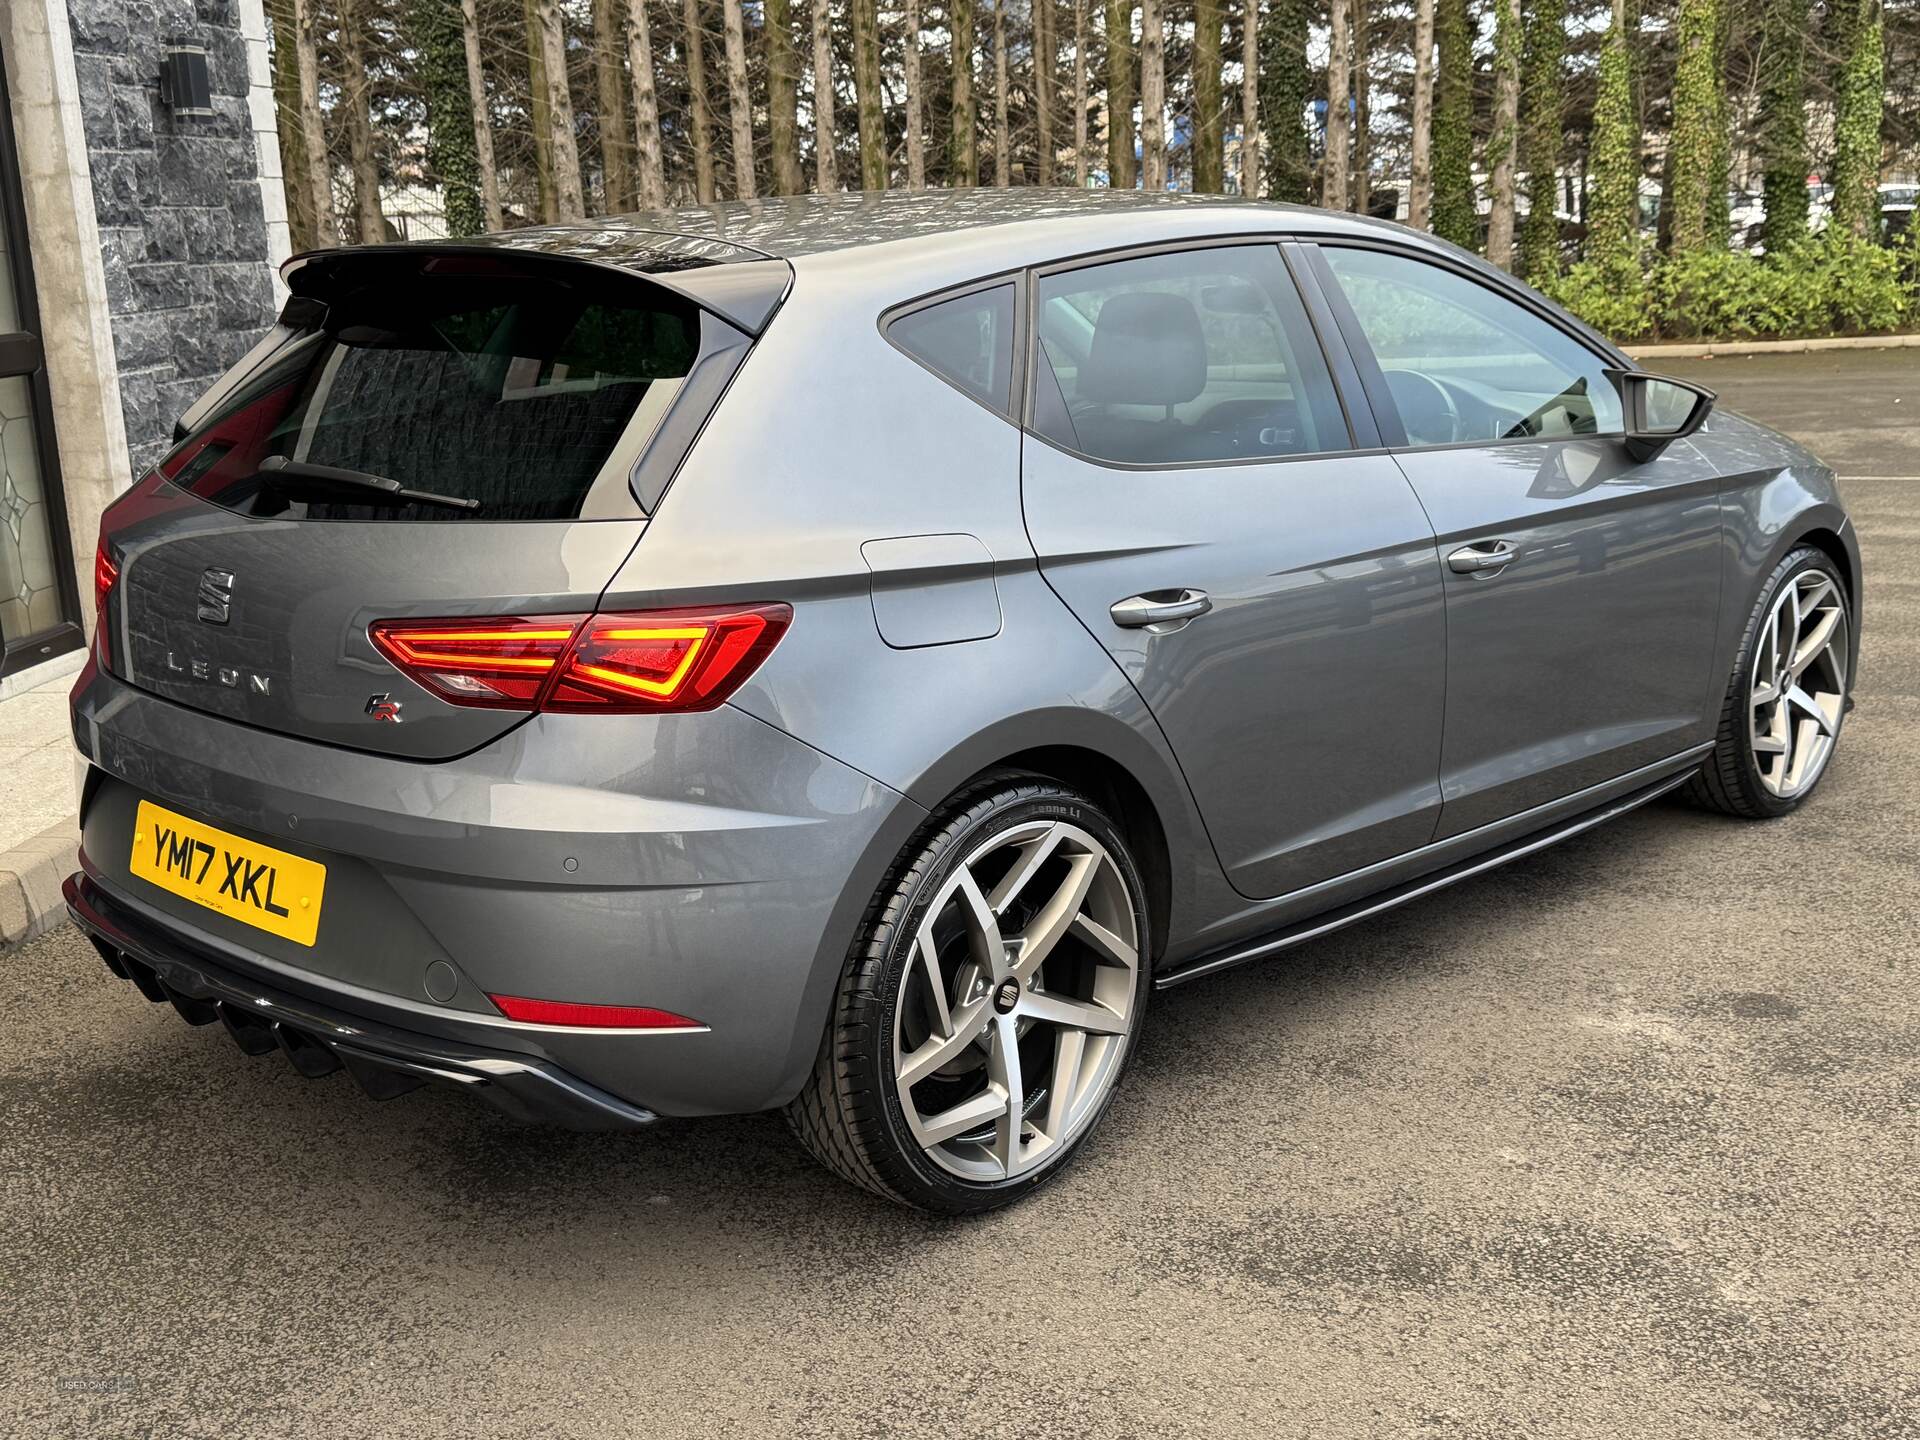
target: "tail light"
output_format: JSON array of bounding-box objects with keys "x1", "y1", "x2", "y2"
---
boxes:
[
  {"x1": 487, "y1": 993, "x2": 703, "y2": 1029},
  {"x1": 92, "y1": 538, "x2": 119, "y2": 670},
  {"x1": 368, "y1": 605, "x2": 790, "y2": 714}
]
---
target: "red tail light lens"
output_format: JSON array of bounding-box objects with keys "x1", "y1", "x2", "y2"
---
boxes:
[
  {"x1": 367, "y1": 616, "x2": 578, "y2": 708},
  {"x1": 368, "y1": 605, "x2": 790, "y2": 714},
  {"x1": 92, "y1": 538, "x2": 119, "y2": 669},
  {"x1": 545, "y1": 606, "x2": 789, "y2": 711},
  {"x1": 488, "y1": 994, "x2": 703, "y2": 1029},
  {"x1": 94, "y1": 540, "x2": 118, "y2": 611}
]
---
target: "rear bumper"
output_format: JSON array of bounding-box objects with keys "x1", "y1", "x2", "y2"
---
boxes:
[
  {"x1": 68, "y1": 871, "x2": 658, "y2": 1127},
  {"x1": 69, "y1": 664, "x2": 925, "y2": 1116}
]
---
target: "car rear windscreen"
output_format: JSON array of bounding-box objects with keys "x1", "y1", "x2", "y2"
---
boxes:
[{"x1": 158, "y1": 257, "x2": 701, "y2": 522}]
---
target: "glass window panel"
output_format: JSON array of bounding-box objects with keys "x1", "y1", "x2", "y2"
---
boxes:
[{"x1": 1323, "y1": 246, "x2": 1624, "y2": 445}]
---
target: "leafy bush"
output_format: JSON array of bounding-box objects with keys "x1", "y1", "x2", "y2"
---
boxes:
[
  {"x1": 1541, "y1": 256, "x2": 1654, "y2": 340},
  {"x1": 1545, "y1": 231, "x2": 1914, "y2": 343}
]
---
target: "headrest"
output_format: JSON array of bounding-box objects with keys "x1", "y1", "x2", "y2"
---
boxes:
[{"x1": 1075, "y1": 291, "x2": 1207, "y2": 408}]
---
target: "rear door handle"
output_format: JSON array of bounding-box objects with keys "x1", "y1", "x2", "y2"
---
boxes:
[
  {"x1": 1110, "y1": 589, "x2": 1212, "y2": 631},
  {"x1": 1447, "y1": 541, "x2": 1518, "y2": 577}
]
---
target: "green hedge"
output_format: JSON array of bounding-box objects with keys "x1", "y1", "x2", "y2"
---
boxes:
[{"x1": 1542, "y1": 230, "x2": 1919, "y2": 342}]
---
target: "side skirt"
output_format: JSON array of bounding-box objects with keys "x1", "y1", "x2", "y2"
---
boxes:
[{"x1": 1156, "y1": 764, "x2": 1700, "y2": 990}]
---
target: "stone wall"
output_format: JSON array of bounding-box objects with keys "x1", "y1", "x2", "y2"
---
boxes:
[{"x1": 65, "y1": 0, "x2": 279, "y2": 477}]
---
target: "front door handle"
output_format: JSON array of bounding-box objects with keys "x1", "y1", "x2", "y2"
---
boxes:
[
  {"x1": 1110, "y1": 589, "x2": 1212, "y2": 631},
  {"x1": 1447, "y1": 541, "x2": 1518, "y2": 577}
]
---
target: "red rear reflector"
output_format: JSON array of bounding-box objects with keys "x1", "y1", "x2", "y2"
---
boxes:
[
  {"x1": 488, "y1": 994, "x2": 703, "y2": 1029},
  {"x1": 368, "y1": 604, "x2": 789, "y2": 714}
]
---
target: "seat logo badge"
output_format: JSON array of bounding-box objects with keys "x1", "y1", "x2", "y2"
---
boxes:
[
  {"x1": 196, "y1": 568, "x2": 235, "y2": 625},
  {"x1": 365, "y1": 693, "x2": 403, "y2": 723}
]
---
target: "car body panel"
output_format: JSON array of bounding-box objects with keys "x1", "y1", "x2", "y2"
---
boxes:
[
  {"x1": 1022, "y1": 441, "x2": 1448, "y2": 898},
  {"x1": 105, "y1": 477, "x2": 646, "y2": 760},
  {"x1": 1389, "y1": 435, "x2": 1726, "y2": 836}
]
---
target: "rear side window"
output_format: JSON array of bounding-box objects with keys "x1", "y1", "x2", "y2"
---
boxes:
[
  {"x1": 157, "y1": 258, "x2": 702, "y2": 521},
  {"x1": 1029, "y1": 245, "x2": 1348, "y2": 467},
  {"x1": 887, "y1": 284, "x2": 1016, "y2": 415}
]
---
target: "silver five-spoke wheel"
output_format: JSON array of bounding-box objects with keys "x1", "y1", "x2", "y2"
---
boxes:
[
  {"x1": 890, "y1": 819, "x2": 1140, "y2": 1183},
  {"x1": 1750, "y1": 567, "x2": 1848, "y2": 799}
]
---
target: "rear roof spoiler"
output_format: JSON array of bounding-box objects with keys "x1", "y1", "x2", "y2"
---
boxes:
[{"x1": 279, "y1": 242, "x2": 794, "y2": 337}]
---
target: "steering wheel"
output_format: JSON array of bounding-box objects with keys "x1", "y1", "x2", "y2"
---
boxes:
[{"x1": 1383, "y1": 369, "x2": 1461, "y2": 446}]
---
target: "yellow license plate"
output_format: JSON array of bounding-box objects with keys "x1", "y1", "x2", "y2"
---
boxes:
[{"x1": 129, "y1": 800, "x2": 327, "y2": 947}]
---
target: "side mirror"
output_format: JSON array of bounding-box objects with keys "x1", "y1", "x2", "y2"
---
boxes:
[{"x1": 1608, "y1": 369, "x2": 1716, "y2": 462}]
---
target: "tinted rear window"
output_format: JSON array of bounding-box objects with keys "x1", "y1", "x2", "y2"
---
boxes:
[
  {"x1": 887, "y1": 284, "x2": 1016, "y2": 415},
  {"x1": 159, "y1": 260, "x2": 700, "y2": 521}
]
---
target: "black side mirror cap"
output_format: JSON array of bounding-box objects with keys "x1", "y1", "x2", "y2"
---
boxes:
[{"x1": 1607, "y1": 368, "x2": 1717, "y2": 462}]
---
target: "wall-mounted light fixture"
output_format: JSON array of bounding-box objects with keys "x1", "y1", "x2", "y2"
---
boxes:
[{"x1": 157, "y1": 46, "x2": 214, "y2": 119}]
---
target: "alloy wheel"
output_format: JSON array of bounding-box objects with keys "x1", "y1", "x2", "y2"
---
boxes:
[
  {"x1": 1750, "y1": 568, "x2": 1848, "y2": 799},
  {"x1": 890, "y1": 819, "x2": 1141, "y2": 1183}
]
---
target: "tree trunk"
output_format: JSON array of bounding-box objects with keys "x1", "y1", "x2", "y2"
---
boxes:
[
  {"x1": 1034, "y1": 0, "x2": 1055, "y2": 184},
  {"x1": 1407, "y1": 0, "x2": 1434, "y2": 228},
  {"x1": 1756, "y1": 0, "x2": 1808, "y2": 253},
  {"x1": 534, "y1": 0, "x2": 586, "y2": 218},
  {"x1": 626, "y1": 0, "x2": 668, "y2": 205},
  {"x1": 415, "y1": 0, "x2": 486, "y2": 236},
  {"x1": 1829, "y1": 0, "x2": 1885, "y2": 238},
  {"x1": 853, "y1": 0, "x2": 887, "y2": 188},
  {"x1": 904, "y1": 0, "x2": 925, "y2": 186},
  {"x1": 768, "y1": 0, "x2": 805, "y2": 194},
  {"x1": 1583, "y1": 0, "x2": 1638, "y2": 272},
  {"x1": 524, "y1": 0, "x2": 556, "y2": 219},
  {"x1": 723, "y1": 0, "x2": 757, "y2": 196},
  {"x1": 1238, "y1": 0, "x2": 1257, "y2": 196},
  {"x1": 1706, "y1": 0, "x2": 1732, "y2": 246},
  {"x1": 266, "y1": 0, "x2": 314, "y2": 250},
  {"x1": 1324, "y1": 0, "x2": 1350, "y2": 211},
  {"x1": 593, "y1": 0, "x2": 633, "y2": 209},
  {"x1": 460, "y1": 0, "x2": 504, "y2": 227},
  {"x1": 1430, "y1": 0, "x2": 1475, "y2": 247},
  {"x1": 685, "y1": 0, "x2": 717, "y2": 201},
  {"x1": 340, "y1": 0, "x2": 385, "y2": 242},
  {"x1": 812, "y1": 0, "x2": 839, "y2": 189},
  {"x1": 1073, "y1": 0, "x2": 1089, "y2": 184},
  {"x1": 291, "y1": 0, "x2": 336, "y2": 244},
  {"x1": 951, "y1": 0, "x2": 978, "y2": 184},
  {"x1": 1192, "y1": 0, "x2": 1222, "y2": 192},
  {"x1": 1259, "y1": 0, "x2": 1310, "y2": 201},
  {"x1": 1485, "y1": 0, "x2": 1520, "y2": 267},
  {"x1": 1517, "y1": 0, "x2": 1566, "y2": 279},
  {"x1": 1105, "y1": 0, "x2": 1133, "y2": 188},
  {"x1": 1665, "y1": 0, "x2": 1718, "y2": 255},
  {"x1": 1138, "y1": 0, "x2": 1163, "y2": 189},
  {"x1": 1350, "y1": 0, "x2": 1368, "y2": 210},
  {"x1": 993, "y1": 0, "x2": 1010, "y2": 183}
]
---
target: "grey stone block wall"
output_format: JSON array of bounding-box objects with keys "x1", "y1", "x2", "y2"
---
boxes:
[{"x1": 67, "y1": 0, "x2": 279, "y2": 478}]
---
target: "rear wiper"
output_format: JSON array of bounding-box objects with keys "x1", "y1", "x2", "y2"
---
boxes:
[{"x1": 256, "y1": 456, "x2": 481, "y2": 512}]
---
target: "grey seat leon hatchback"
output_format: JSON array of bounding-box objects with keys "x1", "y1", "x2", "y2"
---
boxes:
[{"x1": 69, "y1": 191, "x2": 1860, "y2": 1213}]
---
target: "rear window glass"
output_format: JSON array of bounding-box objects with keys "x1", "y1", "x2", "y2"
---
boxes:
[
  {"x1": 887, "y1": 285, "x2": 1016, "y2": 415},
  {"x1": 158, "y1": 261, "x2": 700, "y2": 521}
]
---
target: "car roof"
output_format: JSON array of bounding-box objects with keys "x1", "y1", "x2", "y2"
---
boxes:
[{"x1": 466, "y1": 188, "x2": 1423, "y2": 269}]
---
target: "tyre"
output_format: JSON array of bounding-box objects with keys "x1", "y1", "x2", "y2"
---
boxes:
[
  {"x1": 1688, "y1": 545, "x2": 1852, "y2": 819},
  {"x1": 787, "y1": 772, "x2": 1151, "y2": 1214}
]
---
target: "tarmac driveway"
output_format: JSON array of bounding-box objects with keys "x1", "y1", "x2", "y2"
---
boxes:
[{"x1": 2, "y1": 347, "x2": 1915, "y2": 1439}]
